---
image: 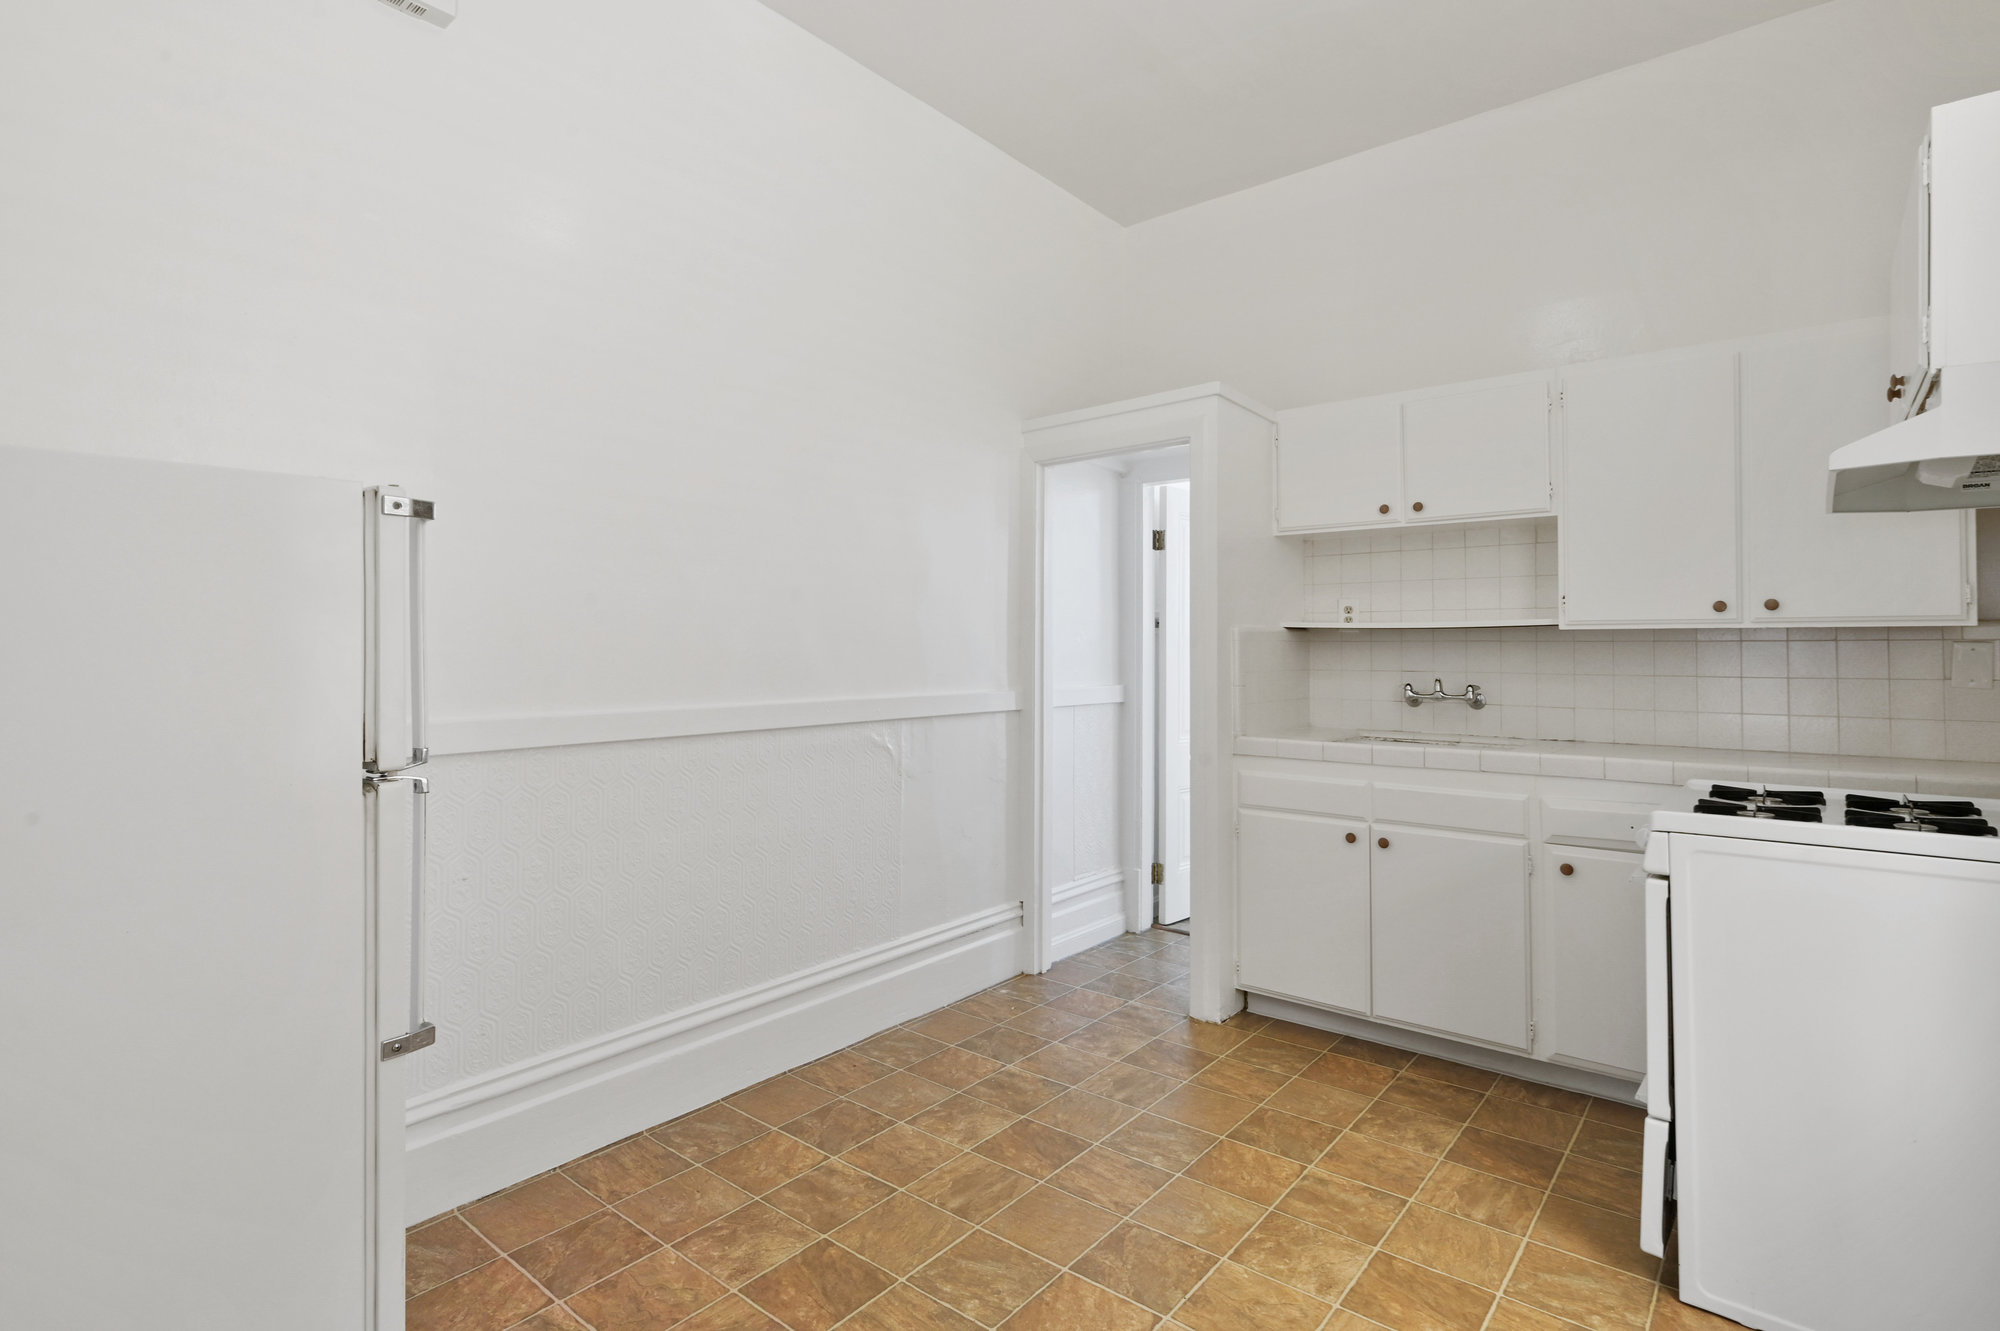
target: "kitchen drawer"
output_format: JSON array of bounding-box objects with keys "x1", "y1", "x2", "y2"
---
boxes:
[
  {"x1": 1373, "y1": 783, "x2": 1528, "y2": 837},
  {"x1": 1543, "y1": 797, "x2": 1666, "y2": 852},
  {"x1": 1239, "y1": 772, "x2": 1370, "y2": 820}
]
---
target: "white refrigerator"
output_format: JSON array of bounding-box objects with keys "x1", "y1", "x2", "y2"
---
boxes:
[{"x1": 0, "y1": 446, "x2": 433, "y2": 1328}]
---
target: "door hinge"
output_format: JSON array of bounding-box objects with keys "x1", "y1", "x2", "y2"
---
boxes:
[
  {"x1": 1151, "y1": 862, "x2": 1165, "y2": 885},
  {"x1": 1152, "y1": 529, "x2": 1166, "y2": 551},
  {"x1": 1528, "y1": 1021, "x2": 1537, "y2": 1045}
]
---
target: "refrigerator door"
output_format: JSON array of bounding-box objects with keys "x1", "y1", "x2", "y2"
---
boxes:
[{"x1": 0, "y1": 447, "x2": 373, "y2": 1329}]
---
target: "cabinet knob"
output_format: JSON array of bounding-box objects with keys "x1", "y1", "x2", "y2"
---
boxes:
[
  {"x1": 1713, "y1": 600, "x2": 1728, "y2": 613},
  {"x1": 1345, "y1": 832, "x2": 1357, "y2": 844},
  {"x1": 1560, "y1": 863, "x2": 1574, "y2": 876},
  {"x1": 1377, "y1": 836, "x2": 1390, "y2": 849},
  {"x1": 1378, "y1": 503, "x2": 1390, "y2": 514},
  {"x1": 1764, "y1": 598, "x2": 1779, "y2": 611},
  {"x1": 1412, "y1": 501, "x2": 1424, "y2": 512}
]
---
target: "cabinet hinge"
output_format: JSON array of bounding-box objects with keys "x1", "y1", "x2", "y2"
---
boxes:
[
  {"x1": 1151, "y1": 862, "x2": 1164, "y2": 885},
  {"x1": 1966, "y1": 582, "x2": 1975, "y2": 610},
  {"x1": 1152, "y1": 529, "x2": 1165, "y2": 551},
  {"x1": 1528, "y1": 1021, "x2": 1537, "y2": 1044}
]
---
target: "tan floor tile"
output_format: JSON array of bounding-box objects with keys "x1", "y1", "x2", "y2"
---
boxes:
[
  {"x1": 1297, "y1": 1052, "x2": 1398, "y2": 1096},
  {"x1": 1569, "y1": 1121, "x2": 1644, "y2": 1172},
  {"x1": 708, "y1": 1132, "x2": 828, "y2": 1196},
  {"x1": 1184, "y1": 1139, "x2": 1304, "y2": 1206},
  {"x1": 1505, "y1": 1243, "x2": 1656, "y2": 1331},
  {"x1": 673, "y1": 1202, "x2": 815, "y2": 1287},
  {"x1": 653, "y1": 1104, "x2": 769, "y2": 1164},
  {"x1": 1415, "y1": 1161, "x2": 1544, "y2": 1236},
  {"x1": 763, "y1": 1160, "x2": 895, "y2": 1231},
  {"x1": 1549, "y1": 1156, "x2": 1643, "y2": 1218},
  {"x1": 1469, "y1": 1098, "x2": 1582, "y2": 1152},
  {"x1": 831, "y1": 1193, "x2": 970, "y2": 1276},
  {"x1": 908, "y1": 1152, "x2": 1038, "y2": 1222},
  {"x1": 1443, "y1": 1127, "x2": 1563, "y2": 1190},
  {"x1": 1586, "y1": 1098, "x2": 1645, "y2": 1132},
  {"x1": 1124, "y1": 1038, "x2": 1217, "y2": 1080},
  {"x1": 1251, "y1": 1018, "x2": 1337, "y2": 1050},
  {"x1": 1336, "y1": 1036, "x2": 1416, "y2": 1069},
  {"x1": 1381, "y1": 1204, "x2": 1521, "y2": 1290},
  {"x1": 1189, "y1": 1058, "x2": 1290, "y2": 1102},
  {"x1": 847, "y1": 1072, "x2": 957, "y2": 1120},
  {"x1": 1228, "y1": 1107, "x2": 1341, "y2": 1164},
  {"x1": 1652, "y1": 1290, "x2": 1745, "y2": 1329},
  {"x1": 839, "y1": 1124, "x2": 961, "y2": 1188},
  {"x1": 461, "y1": 1173, "x2": 602, "y2": 1252},
  {"x1": 515, "y1": 1307, "x2": 592, "y2": 1331},
  {"x1": 911, "y1": 1231, "x2": 1061, "y2": 1326},
  {"x1": 514, "y1": 1209, "x2": 660, "y2": 1298},
  {"x1": 1323, "y1": 1313, "x2": 1394, "y2": 1331},
  {"x1": 994, "y1": 974, "x2": 1074, "y2": 1003},
  {"x1": 1045, "y1": 988, "x2": 1127, "y2": 1019},
  {"x1": 1316, "y1": 1131, "x2": 1437, "y2": 1198},
  {"x1": 1351, "y1": 1101, "x2": 1463, "y2": 1157},
  {"x1": 781, "y1": 1100, "x2": 895, "y2": 1156},
  {"x1": 955, "y1": 991, "x2": 1041, "y2": 1024},
  {"x1": 1015, "y1": 1042, "x2": 1115, "y2": 1086},
  {"x1": 1103, "y1": 1114, "x2": 1218, "y2": 1172},
  {"x1": 988, "y1": 1183, "x2": 1124, "y2": 1264},
  {"x1": 1133, "y1": 1176, "x2": 1266, "y2": 1255},
  {"x1": 959, "y1": 1026, "x2": 1048, "y2": 1064},
  {"x1": 1048, "y1": 1145, "x2": 1176, "y2": 1215},
  {"x1": 1229, "y1": 1211, "x2": 1372, "y2": 1302},
  {"x1": 1044, "y1": 958, "x2": 1113, "y2": 985},
  {"x1": 1485, "y1": 1300, "x2": 1582, "y2": 1331},
  {"x1": 856, "y1": 1028, "x2": 951, "y2": 1069},
  {"x1": 1029, "y1": 1088, "x2": 1139, "y2": 1141},
  {"x1": 1222, "y1": 1036, "x2": 1320, "y2": 1076},
  {"x1": 728, "y1": 1075, "x2": 836, "y2": 1128},
  {"x1": 1083, "y1": 972, "x2": 1162, "y2": 1000},
  {"x1": 905, "y1": 1010, "x2": 994, "y2": 1044},
  {"x1": 1102, "y1": 1005, "x2": 1188, "y2": 1038},
  {"x1": 674, "y1": 1294, "x2": 787, "y2": 1330},
  {"x1": 1005, "y1": 1006, "x2": 1095, "y2": 1040},
  {"x1": 741, "y1": 1239, "x2": 894, "y2": 1331},
  {"x1": 407, "y1": 1214, "x2": 493, "y2": 1298},
  {"x1": 1529, "y1": 1195, "x2": 1660, "y2": 1280},
  {"x1": 564, "y1": 1135, "x2": 692, "y2": 1204},
  {"x1": 1062, "y1": 1021, "x2": 1155, "y2": 1059},
  {"x1": 1265, "y1": 1079, "x2": 1373, "y2": 1128},
  {"x1": 843, "y1": 1284, "x2": 983, "y2": 1330},
  {"x1": 909, "y1": 1047, "x2": 1007, "y2": 1092},
  {"x1": 1079, "y1": 1062, "x2": 1182, "y2": 1108},
  {"x1": 1150, "y1": 1085, "x2": 1258, "y2": 1135},
  {"x1": 908, "y1": 1094, "x2": 1020, "y2": 1149},
  {"x1": 1177, "y1": 1259, "x2": 1330, "y2": 1331},
  {"x1": 1073, "y1": 1222, "x2": 1220, "y2": 1314},
  {"x1": 1132, "y1": 983, "x2": 1191, "y2": 1015},
  {"x1": 998, "y1": 1271, "x2": 1158, "y2": 1330},
  {"x1": 974, "y1": 1120, "x2": 1092, "y2": 1179},
  {"x1": 965, "y1": 1066, "x2": 1069, "y2": 1115},
  {"x1": 405, "y1": 1258, "x2": 549, "y2": 1331},
  {"x1": 794, "y1": 1050, "x2": 894, "y2": 1096},
  {"x1": 1406, "y1": 1056, "x2": 1498, "y2": 1092},
  {"x1": 617, "y1": 1168, "x2": 756, "y2": 1244},
  {"x1": 567, "y1": 1249, "x2": 728, "y2": 1331},
  {"x1": 1274, "y1": 1171, "x2": 1406, "y2": 1246},
  {"x1": 1158, "y1": 1018, "x2": 1252, "y2": 1056},
  {"x1": 1378, "y1": 1075, "x2": 1486, "y2": 1123},
  {"x1": 1341, "y1": 1251, "x2": 1495, "y2": 1331},
  {"x1": 1115, "y1": 956, "x2": 1187, "y2": 985},
  {"x1": 1490, "y1": 1077, "x2": 1593, "y2": 1116}
]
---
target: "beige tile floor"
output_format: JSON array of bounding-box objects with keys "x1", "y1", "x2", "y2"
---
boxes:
[{"x1": 407, "y1": 929, "x2": 1736, "y2": 1331}]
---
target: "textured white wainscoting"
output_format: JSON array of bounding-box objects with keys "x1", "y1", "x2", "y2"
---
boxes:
[
  {"x1": 405, "y1": 711, "x2": 1022, "y2": 1219},
  {"x1": 1045, "y1": 700, "x2": 1127, "y2": 959}
]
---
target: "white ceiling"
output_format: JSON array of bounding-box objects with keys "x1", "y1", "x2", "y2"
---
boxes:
[{"x1": 757, "y1": 0, "x2": 1828, "y2": 224}]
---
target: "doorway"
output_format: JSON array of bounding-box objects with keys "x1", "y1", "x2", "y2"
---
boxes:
[{"x1": 1148, "y1": 479, "x2": 1192, "y2": 932}]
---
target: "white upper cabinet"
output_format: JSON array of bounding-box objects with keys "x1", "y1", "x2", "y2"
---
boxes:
[
  {"x1": 1741, "y1": 322, "x2": 1971, "y2": 624},
  {"x1": 1275, "y1": 394, "x2": 1402, "y2": 531},
  {"x1": 1559, "y1": 350, "x2": 1741, "y2": 627},
  {"x1": 1400, "y1": 375, "x2": 1553, "y2": 524}
]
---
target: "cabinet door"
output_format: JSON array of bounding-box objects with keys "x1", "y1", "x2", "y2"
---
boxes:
[
  {"x1": 1401, "y1": 375, "x2": 1552, "y2": 523},
  {"x1": 1275, "y1": 394, "x2": 1402, "y2": 532},
  {"x1": 1370, "y1": 825, "x2": 1530, "y2": 1048},
  {"x1": 1237, "y1": 809, "x2": 1370, "y2": 1013},
  {"x1": 1560, "y1": 351, "x2": 1740, "y2": 626},
  {"x1": 1740, "y1": 323, "x2": 1970, "y2": 624},
  {"x1": 1544, "y1": 846, "x2": 1646, "y2": 1076}
]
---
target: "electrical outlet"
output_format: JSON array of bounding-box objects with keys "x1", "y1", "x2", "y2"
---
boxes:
[{"x1": 1951, "y1": 640, "x2": 1994, "y2": 689}]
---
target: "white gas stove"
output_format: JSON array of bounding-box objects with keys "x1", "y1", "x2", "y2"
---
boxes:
[{"x1": 1645, "y1": 779, "x2": 2000, "y2": 861}]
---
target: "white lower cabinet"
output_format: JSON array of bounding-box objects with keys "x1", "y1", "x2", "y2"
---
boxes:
[
  {"x1": 1236, "y1": 809, "x2": 1371, "y2": 1013},
  {"x1": 1370, "y1": 825, "x2": 1531, "y2": 1049},
  {"x1": 1543, "y1": 845, "x2": 1647, "y2": 1075}
]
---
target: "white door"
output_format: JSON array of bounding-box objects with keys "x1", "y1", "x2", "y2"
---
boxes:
[
  {"x1": 0, "y1": 448, "x2": 374, "y2": 1329},
  {"x1": 1543, "y1": 847, "x2": 1646, "y2": 1076},
  {"x1": 1275, "y1": 393, "x2": 1402, "y2": 531},
  {"x1": 1236, "y1": 810, "x2": 1370, "y2": 1013},
  {"x1": 1740, "y1": 322, "x2": 1971, "y2": 624},
  {"x1": 1370, "y1": 825, "x2": 1531, "y2": 1048},
  {"x1": 1157, "y1": 482, "x2": 1192, "y2": 925},
  {"x1": 1401, "y1": 375, "x2": 1553, "y2": 524},
  {"x1": 1560, "y1": 350, "x2": 1741, "y2": 626}
]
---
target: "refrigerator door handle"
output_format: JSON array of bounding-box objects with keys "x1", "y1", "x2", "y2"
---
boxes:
[
  {"x1": 370, "y1": 772, "x2": 435, "y2": 1060},
  {"x1": 365, "y1": 487, "x2": 434, "y2": 774}
]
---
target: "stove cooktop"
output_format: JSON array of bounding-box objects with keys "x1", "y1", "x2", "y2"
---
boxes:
[{"x1": 1651, "y1": 781, "x2": 2000, "y2": 860}]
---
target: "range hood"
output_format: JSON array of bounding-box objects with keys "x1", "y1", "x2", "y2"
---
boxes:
[{"x1": 1829, "y1": 361, "x2": 2000, "y2": 511}]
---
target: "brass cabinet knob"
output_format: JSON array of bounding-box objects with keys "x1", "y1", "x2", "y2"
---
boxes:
[
  {"x1": 1764, "y1": 598, "x2": 1779, "y2": 611},
  {"x1": 1560, "y1": 863, "x2": 1574, "y2": 876},
  {"x1": 1345, "y1": 832, "x2": 1357, "y2": 843},
  {"x1": 1713, "y1": 600, "x2": 1728, "y2": 613},
  {"x1": 1378, "y1": 503, "x2": 1390, "y2": 514},
  {"x1": 1377, "y1": 837, "x2": 1390, "y2": 849},
  {"x1": 1412, "y1": 501, "x2": 1424, "y2": 512}
]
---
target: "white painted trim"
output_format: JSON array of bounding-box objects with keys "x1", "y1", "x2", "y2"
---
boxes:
[
  {"x1": 404, "y1": 902, "x2": 1022, "y2": 1220},
  {"x1": 1051, "y1": 685, "x2": 1125, "y2": 708},
  {"x1": 1050, "y1": 866, "x2": 1127, "y2": 905},
  {"x1": 430, "y1": 690, "x2": 1020, "y2": 756},
  {"x1": 1050, "y1": 868, "x2": 1132, "y2": 960},
  {"x1": 1026, "y1": 382, "x2": 1279, "y2": 432}
]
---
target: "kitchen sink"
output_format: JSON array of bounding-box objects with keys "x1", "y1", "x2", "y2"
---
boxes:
[{"x1": 1356, "y1": 730, "x2": 1522, "y2": 748}]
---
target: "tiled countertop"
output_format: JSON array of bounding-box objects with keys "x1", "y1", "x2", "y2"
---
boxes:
[{"x1": 1235, "y1": 728, "x2": 2000, "y2": 796}]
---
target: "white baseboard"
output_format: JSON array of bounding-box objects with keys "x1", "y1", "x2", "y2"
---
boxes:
[
  {"x1": 405, "y1": 903, "x2": 1024, "y2": 1222},
  {"x1": 1050, "y1": 868, "x2": 1127, "y2": 962}
]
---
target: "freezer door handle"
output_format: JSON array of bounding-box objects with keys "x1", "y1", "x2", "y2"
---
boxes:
[
  {"x1": 369, "y1": 772, "x2": 434, "y2": 1060},
  {"x1": 1645, "y1": 874, "x2": 1671, "y2": 1121}
]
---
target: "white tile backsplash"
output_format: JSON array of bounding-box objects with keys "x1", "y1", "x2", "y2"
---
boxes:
[{"x1": 1307, "y1": 520, "x2": 1557, "y2": 624}]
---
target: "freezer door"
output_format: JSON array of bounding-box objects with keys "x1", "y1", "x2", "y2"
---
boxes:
[
  {"x1": 1643, "y1": 874, "x2": 1671, "y2": 1122},
  {"x1": 0, "y1": 448, "x2": 372, "y2": 1329}
]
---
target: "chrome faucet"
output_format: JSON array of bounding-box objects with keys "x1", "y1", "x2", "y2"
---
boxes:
[{"x1": 1404, "y1": 678, "x2": 1486, "y2": 709}]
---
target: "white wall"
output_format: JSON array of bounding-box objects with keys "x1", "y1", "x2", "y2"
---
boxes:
[{"x1": 1110, "y1": 0, "x2": 2000, "y2": 410}]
